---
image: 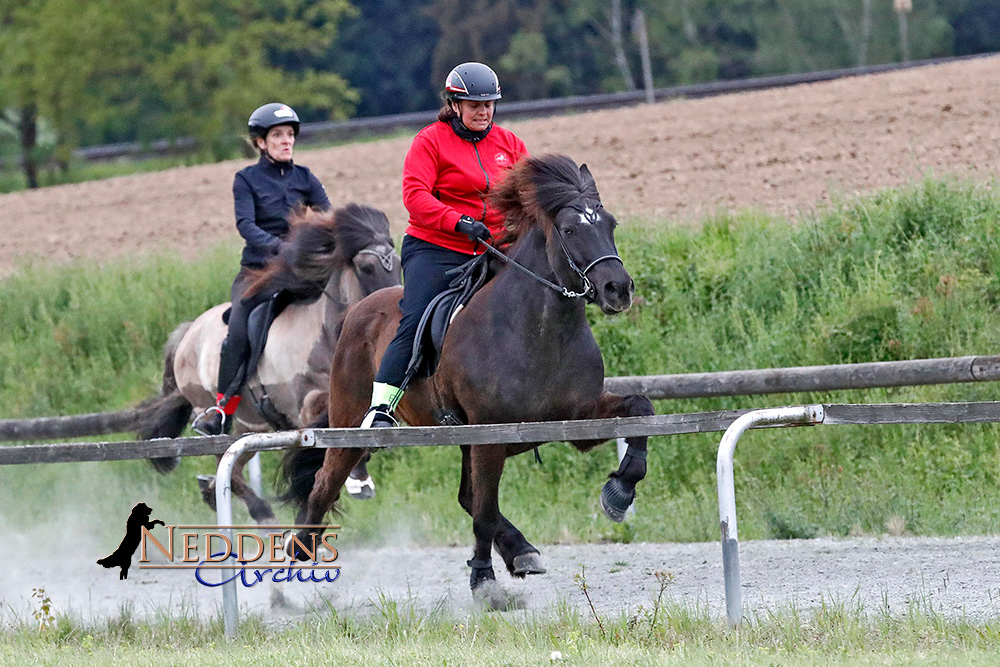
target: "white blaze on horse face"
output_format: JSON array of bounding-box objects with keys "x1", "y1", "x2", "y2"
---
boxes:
[{"x1": 579, "y1": 206, "x2": 600, "y2": 225}]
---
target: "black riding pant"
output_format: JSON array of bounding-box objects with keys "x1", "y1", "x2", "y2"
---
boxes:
[
  {"x1": 374, "y1": 235, "x2": 473, "y2": 387},
  {"x1": 218, "y1": 267, "x2": 273, "y2": 398}
]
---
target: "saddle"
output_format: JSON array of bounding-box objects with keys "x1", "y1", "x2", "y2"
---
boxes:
[{"x1": 405, "y1": 252, "x2": 491, "y2": 381}]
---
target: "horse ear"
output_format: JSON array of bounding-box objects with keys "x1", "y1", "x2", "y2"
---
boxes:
[{"x1": 579, "y1": 163, "x2": 600, "y2": 197}]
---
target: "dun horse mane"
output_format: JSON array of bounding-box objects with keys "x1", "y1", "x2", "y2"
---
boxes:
[
  {"x1": 243, "y1": 203, "x2": 390, "y2": 301},
  {"x1": 491, "y1": 154, "x2": 601, "y2": 245}
]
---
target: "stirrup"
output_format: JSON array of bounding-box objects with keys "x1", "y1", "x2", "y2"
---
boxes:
[
  {"x1": 192, "y1": 405, "x2": 227, "y2": 436},
  {"x1": 359, "y1": 405, "x2": 397, "y2": 429}
]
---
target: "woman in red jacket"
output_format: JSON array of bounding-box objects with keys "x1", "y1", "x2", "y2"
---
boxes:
[{"x1": 361, "y1": 62, "x2": 528, "y2": 429}]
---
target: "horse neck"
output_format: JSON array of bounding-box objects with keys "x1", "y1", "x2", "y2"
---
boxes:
[
  {"x1": 493, "y1": 227, "x2": 587, "y2": 334},
  {"x1": 320, "y1": 261, "x2": 360, "y2": 330}
]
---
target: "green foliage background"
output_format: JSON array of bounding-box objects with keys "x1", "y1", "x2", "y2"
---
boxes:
[{"x1": 2, "y1": 176, "x2": 999, "y2": 547}]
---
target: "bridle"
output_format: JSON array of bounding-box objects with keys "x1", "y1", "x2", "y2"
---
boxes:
[
  {"x1": 478, "y1": 200, "x2": 623, "y2": 302},
  {"x1": 320, "y1": 242, "x2": 398, "y2": 306},
  {"x1": 356, "y1": 244, "x2": 396, "y2": 272}
]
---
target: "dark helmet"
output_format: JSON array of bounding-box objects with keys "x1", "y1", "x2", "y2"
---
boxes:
[
  {"x1": 444, "y1": 62, "x2": 501, "y2": 102},
  {"x1": 248, "y1": 103, "x2": 300, "y2": 139}
]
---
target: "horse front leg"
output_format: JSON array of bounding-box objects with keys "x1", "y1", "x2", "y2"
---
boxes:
[
  {"x1": 458, "y1": 446, "x2": 546, "y2": 579},
  {"x1": 467, "y1": 443, "x2": 521, "y2": 610},
  {"x1": 572, "y1": 392, "x2": 654, "y2": 523},
  {"x1": 288, "y1": 447, "x2": 366, "y2": 561}
]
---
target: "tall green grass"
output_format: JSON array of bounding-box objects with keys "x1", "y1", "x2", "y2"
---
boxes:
[
  {"x1": 4, "y1": 593, "x2": 1000, "y2": 665},
  {"x1": 2, "y1": 177, "x2": 1000, "y2": 544}
]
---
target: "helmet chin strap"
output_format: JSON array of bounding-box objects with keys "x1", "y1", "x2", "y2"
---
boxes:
[{"x1": 259, "y1": 146, "x2": 291, "y2": 165}]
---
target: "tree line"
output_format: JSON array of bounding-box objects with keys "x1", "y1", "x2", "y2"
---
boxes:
[{"x1": 1, "y1": 0, "x2": 996, "y2": 189}]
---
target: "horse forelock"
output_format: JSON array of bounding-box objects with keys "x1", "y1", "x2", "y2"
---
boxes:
[
  {"x1": 492, "y1": 154, "x2": 599, "y2": 245},
  {"x1": 243, "y1": 204, "x2": 389, "y2": 301},
  {"x1": 333, "y1": 203, "x2": 392, "y2": 259}
]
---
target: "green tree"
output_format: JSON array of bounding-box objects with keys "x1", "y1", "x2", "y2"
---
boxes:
[
  {"x1": 0, "y1": 0, "x2": 141, "y2": 186},
  {"x1": 142, "y1": 0, "x2": 357, "y2": 157}
]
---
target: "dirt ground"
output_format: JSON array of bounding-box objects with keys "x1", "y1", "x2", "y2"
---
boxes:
[
  {"x1": 1, "y1": 56, "x2": 998, "y2": 275},
  {"x1": 4, "y1": 535, "x2": 999, "y2": 626}
]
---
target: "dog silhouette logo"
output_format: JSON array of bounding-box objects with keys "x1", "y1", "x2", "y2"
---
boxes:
[{"x1": 97, "y1": 502, "x2": 164, "y2": 580}]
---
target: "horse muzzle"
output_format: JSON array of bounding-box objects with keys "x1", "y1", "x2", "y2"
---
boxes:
[{"x1": 595, "y1": 276, "x2": 634, "y2": 314}]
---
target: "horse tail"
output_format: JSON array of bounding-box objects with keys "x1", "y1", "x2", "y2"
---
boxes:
[
  {"x1": 145, "y1": 321, "x2": 194, "y2": 474},
  {"x1": 275, "y1": 411, "x2": 329, "y2": 510}
]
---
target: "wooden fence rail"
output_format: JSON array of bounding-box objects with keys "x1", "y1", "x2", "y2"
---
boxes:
[
  {"x1": 4, "y1": 401, "x2": 1000, "y2": 466},
  {"x1": 4, "y1": 355, "x2": 1000, "y2": 443}
]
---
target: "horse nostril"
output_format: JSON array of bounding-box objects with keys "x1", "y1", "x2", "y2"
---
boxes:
[{"x1": 604, "y1": 281, "x2": 630, "y2": 300}]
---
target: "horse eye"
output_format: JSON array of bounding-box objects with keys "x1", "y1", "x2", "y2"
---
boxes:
[
  {"x1": 563, "y1": 227, "x2": 574, "y2": 236},
  {"x1": 360, "y1": 264, "x2": 374, "y2": 274}
]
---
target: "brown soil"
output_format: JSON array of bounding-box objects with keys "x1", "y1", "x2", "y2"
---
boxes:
[{"x1": 1, "y1": 56, "x2": 998, "y2": 275}]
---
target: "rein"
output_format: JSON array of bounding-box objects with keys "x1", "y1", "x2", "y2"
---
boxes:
[{"x1": 476, "y1": 234, "x2": 622, "y2": 301}]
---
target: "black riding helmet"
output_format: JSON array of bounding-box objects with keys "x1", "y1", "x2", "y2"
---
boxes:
[
  {"x1": 248, "y1": 103, "x2": 300, "y2": 140},
  {"x1": 444, "y1": 62, "x2": 502, "y2": 102}
]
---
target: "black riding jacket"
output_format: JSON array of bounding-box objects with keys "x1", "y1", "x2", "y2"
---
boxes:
[{"x1": 233, "y1": 155, "x2": 331, "y2": 267}]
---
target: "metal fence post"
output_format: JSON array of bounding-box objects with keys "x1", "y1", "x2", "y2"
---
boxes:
[
  {"x1": 216, "y1": 431, "x2": 302, "y2": 640},
  {"x1": 247, "y1": 452, "x2": 262, "y2": 497},
  {"x1": 716, "y1": 405, "x2": 824, "y2": 627}
]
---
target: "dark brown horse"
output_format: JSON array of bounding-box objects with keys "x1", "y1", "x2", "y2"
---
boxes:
[{"x1": 279, "y1": 155, "x2": 653, "y2": 608}]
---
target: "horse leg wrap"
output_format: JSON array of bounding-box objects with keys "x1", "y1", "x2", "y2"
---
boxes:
[
  {"x1": 467, "y1": 558, "x2": 495, "y2": 588},
  {"x1": 601, "y1": 445, "x2": 645, "y2": 523}
]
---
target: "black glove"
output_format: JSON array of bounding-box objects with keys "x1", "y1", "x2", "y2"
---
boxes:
[{"x1": 455, "y1": 215, "x2": 492, "y2": 244}]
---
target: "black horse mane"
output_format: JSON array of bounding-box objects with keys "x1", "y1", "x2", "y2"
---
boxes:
[
  {"x1": 491, "y1": 154, "x2": 601, "y2": 245},
  {"x1": 243, "y1": 203, "x2": 391, "y2": 300}
]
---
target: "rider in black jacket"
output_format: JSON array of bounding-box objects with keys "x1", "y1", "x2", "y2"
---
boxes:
[{"x1": 192, "y1": 103, "x2": 331, "y2": 436}]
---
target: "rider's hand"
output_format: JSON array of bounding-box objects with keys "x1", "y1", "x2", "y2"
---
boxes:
[{"x1": 455, "y1": 215, "x2": 492, "y2": 244}]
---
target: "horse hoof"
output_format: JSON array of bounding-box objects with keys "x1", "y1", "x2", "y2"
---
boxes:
[
  {"x1": 472, "y1": 580, "x2": 525, "y2": 612},
  {"x1": 600, "y1": 478, "x2": 635, "y2": 524},
  {"x1": 512, "y1": 552, "x2": 546, "y2": 576},
  {"x1": 345, "y1": 475, "x2": 375, "y2": 500}
]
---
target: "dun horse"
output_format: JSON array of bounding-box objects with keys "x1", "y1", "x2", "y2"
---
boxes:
[
  {"x1": 142, "y1": 204, "x2": 400, "y2": 525},
  {"x1": 279, "y1": 155, "x2": 653, "y2": 608}
]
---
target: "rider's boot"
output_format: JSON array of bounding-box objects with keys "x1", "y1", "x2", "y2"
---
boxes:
[
  {"x1": 192, "y1": 393, "x2": 241, "y2": 436},
  {"x1": 359, "y1": 382, "x2": 403, "y2": 429}
]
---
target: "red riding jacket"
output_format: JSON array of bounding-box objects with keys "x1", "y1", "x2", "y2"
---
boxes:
[{"x1": 402, "y1": 120, "x2": 529, "y2": 255}]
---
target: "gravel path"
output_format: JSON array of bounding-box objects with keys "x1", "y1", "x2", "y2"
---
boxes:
[{"x1": 4, "y1": 535, "x2": 999, "y2": 627}]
